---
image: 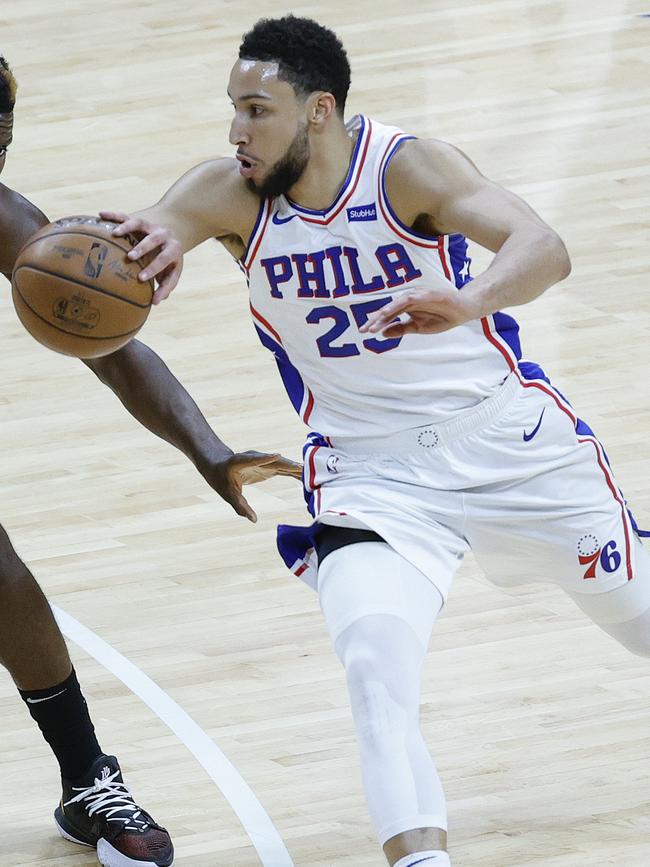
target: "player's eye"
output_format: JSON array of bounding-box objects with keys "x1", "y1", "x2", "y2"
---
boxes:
[{"x1": 251, "y1": 105, "x2": 265, "y2": 116}]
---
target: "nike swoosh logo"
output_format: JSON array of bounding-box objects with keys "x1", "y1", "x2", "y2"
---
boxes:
[
  {"x1": 523, "y1": 407, "x2": 546, "y2": 442},
  {"x1": 272, "y1": 211, "x2": 297, "y2": 225},
  {"x1": 26, "y1": 688, "x2": 67, "y2": 704}
]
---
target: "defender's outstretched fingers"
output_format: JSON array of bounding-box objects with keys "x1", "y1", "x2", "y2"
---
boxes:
[
  {"x1": 226, "y1": 485, "x2": 257, "y2": 523},
  {"x1": 271, "y1": 457, "x2": 303, "y2": 479}
]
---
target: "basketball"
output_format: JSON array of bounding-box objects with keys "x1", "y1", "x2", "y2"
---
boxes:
[{"x1": 11, "y1": 215, "x2": 154, "y2": 358}]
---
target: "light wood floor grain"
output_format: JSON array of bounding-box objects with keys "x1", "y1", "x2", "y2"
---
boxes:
[{"x1": 1, "y1": 1, "x2": 649, "y2": 865}]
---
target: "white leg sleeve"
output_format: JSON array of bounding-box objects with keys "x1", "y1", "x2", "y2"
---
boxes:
[
  {"x1": 318, "y1": 542, "x2": 447, "y2": 846},
  {"x1": 568, "y1": 538, "x2": 650, "y2": 656}
]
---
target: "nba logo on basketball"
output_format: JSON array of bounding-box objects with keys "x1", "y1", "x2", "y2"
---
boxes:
[{"x1": 83, "y1": 242, "x2": 108, "y2": 279}]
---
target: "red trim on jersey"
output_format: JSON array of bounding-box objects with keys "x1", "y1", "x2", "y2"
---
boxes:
[
  {"x1": 295, "y1": 562, "x2": 308, "y2": 577},
  {"x1": 303, "y1": 389, "x2": 315, "y2": 425},
  {"x1": 249, "y1": 302, "x2": 283, "y2": 344},
  {"x1": 243, "y1": 200, "x2": 272, "y2": 272},
  {"x1": 295, "y1": 120, "x2": 373, "y2": 226},
  {"x1": 578, "y1": 436, "x2": 633, "y2": 580},
  {"x1": 481, "y1": 316, "x2": 517, "y2": 371},
  {"x1": 515, "y1": 373, "x2": 577, "y2": 426},
  {"x1": 307, "y1": 445, "x2": 322, "y2": 492},
  {"x1": 249, "y1": 302, "x2": 317, "y2": 427},
  {"x1": 437, "y1": 236, "x2": 452, "y2": 282},
  {"x1": 377, "y1": 134, "x2": 441, "y2": 251}
]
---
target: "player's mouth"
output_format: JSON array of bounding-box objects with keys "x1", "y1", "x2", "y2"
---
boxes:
[{"x1": 236, "y1": 153, "x2": 258, "y2": 178}]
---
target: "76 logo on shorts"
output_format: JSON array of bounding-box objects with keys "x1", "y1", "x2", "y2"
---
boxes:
[{"x1": 577, "y1": 534, "x2": 622, "y2": 580}]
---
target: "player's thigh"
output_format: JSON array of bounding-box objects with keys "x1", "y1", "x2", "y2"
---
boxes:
[
  {"x1": 466, "y1": 393, "x2": 640, "y2": 595},
  {"x1": 315, "y1": 531, "x2": 444, "y2": 651}
]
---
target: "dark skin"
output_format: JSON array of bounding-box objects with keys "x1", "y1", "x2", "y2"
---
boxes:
[{"x1": 0, "y1": 167, "x2": 301, "y2": 691}]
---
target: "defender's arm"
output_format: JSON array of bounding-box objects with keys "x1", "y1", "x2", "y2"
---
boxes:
[
  {"x1": 84, "y1": 340, "x2": 301, "y2": 522},
  {"x1": 0, "y1": 183, "x2": 49, "y2": 279}
]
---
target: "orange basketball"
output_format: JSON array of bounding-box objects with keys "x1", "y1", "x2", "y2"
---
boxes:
[{"x1": 11, "y1": 215, "x2": 154, "y2": 358}]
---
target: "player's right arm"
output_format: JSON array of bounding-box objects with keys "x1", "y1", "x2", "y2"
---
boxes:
[{"x1": 100, "y1": 158, "x2": 258, "y2": 303}]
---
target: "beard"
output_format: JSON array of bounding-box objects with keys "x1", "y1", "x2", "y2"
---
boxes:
[{"x1": 249, "y1": 123, "x2": 310, "y2": 200}]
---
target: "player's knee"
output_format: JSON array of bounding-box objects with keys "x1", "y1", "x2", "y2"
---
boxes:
[
  {"x1": 345, "y1": 652, "x2": 410, "y2": 743},
  {"x1": 339, "y1": 632, "x2": 416, "y2": 743}
]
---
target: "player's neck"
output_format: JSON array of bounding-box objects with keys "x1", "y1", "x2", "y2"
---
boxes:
[{"x1": 286, "y1": 122, "x2": 355, "y2": 211}]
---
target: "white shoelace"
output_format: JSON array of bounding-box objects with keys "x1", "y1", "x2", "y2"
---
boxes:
[{"x1": 65, "y1": 768, "x2": 150, "y2": 832}]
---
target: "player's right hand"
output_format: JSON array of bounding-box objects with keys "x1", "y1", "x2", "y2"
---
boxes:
[{"x1": 99, "y1": 210, "x2": 183, "y2": 304}]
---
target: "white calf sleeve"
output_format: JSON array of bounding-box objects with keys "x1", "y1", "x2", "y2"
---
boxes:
[{"x1": 318, "y1": 543, "x2": 447, "y2": 845}]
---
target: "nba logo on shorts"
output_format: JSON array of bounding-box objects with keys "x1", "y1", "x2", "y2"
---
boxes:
[
  {"x1": 327, "y1": 455, "x2": 340, "y2": 474},
  {"x1": 577, "y1": 533, "x2": 622, "y2": 580}
]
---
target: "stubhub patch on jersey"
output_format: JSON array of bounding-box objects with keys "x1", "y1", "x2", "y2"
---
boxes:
[{"x1": 347, "y1": 203, "x2": 377, "y2": 222}]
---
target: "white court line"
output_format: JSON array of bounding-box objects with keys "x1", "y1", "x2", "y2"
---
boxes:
[{"x1": 52, "y1": 604, "x2": 295, "y2": 867}]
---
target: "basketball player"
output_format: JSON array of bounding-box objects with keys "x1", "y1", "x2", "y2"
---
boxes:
[
  {"x1": 101, "y1": 16, "x2": 650, "y2": 867},
  {"x1": 0, "y1": 56, "x2": 300, "y2": 867}
]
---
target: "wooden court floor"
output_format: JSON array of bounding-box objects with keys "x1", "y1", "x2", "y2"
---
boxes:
[{"x1": 1, "y1": 1, "x2": 649, "y2": 864}]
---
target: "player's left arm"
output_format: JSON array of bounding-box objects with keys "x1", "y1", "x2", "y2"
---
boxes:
[
  {"x1": 362, "y1": 138, "x2": 571, "y2": 337},
  {"x1": 83, "y1": 340, "x2": 302, "y2": 522}
]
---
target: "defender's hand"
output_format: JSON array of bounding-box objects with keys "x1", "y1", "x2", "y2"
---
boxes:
[
  {"x1": 99, "y1": 210, "x2": 183, "y2": 304},
  {"x1": 359, "y1": 286, "x2": 484, "y2": 337},
  {"x1": 205, "y1": 451, "x2": 303, "y2": 523}
]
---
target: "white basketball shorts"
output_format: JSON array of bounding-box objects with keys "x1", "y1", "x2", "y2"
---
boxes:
[{"x1": 277, "y1": 370, "x2": 648, "y2": 603}]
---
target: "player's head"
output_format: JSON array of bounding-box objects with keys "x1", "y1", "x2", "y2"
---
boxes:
[
  {"x1": 230, "y1": 16, "x2": 351, "y2": 198},
  {"x1": 0, "y1": 56, "x2": 17, "y2": 175}
]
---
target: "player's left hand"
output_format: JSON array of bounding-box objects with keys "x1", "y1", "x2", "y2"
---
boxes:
[
  {"x1": 205, "y1": 450, "x2": 303, "y2": 523},
  {"x1": 359, "y1": 286, "x2": 484, "y2": 337}
]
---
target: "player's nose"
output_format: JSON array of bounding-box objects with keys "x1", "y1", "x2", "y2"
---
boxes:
[{"x1": 229, "y1": 116, "x2": 250, "y2": 147}]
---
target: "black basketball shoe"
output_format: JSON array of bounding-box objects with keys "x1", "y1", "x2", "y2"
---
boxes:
[{"x1": 54, "y1": 754, "x2": 174, "y2": 866}]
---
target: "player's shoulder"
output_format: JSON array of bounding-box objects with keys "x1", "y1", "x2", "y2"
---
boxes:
[
  {"x1": 390, "y1": 137, "x2": 472, "y2": 184},
  {"x1": 386, "y1": 137, "x2": 483, "y2": 216}
]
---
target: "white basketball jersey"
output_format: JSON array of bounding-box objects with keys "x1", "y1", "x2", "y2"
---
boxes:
[{"x1": 243, "y1": 115, "x2": 522, "y2": 438}]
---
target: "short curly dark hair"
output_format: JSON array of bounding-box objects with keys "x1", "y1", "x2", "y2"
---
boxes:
[
  {"x1": 0, "y1": 56, "x2": 17, "y2": 113},
  {"x1": 239, "y1": 16, "x2": 351, "y2": 115}
]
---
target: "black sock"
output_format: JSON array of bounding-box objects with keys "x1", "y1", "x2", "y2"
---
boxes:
[{"x1": 19, "y1": 667, "x2": 103, "y2": 780}]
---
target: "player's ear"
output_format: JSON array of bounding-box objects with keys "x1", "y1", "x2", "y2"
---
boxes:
[{"x1": 308, "y1": 92, "x2": 336, "y2": 127}]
